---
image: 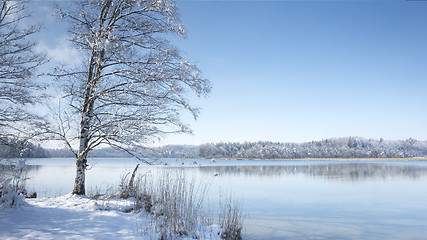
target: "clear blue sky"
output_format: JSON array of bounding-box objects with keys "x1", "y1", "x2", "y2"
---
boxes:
[{"x1": 34, "y1": 0, "x2": 427, "y2": 145}]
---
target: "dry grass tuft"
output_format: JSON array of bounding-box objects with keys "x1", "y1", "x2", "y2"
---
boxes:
[
  {"x1": 117, "y1": 167, "x2": 245, "y2": 240},
  {"x1": 136, "y1": 170, "x2": 210, "y2": 239},
  {"x1": 218, "y1": 196, "x2": 244, "y2": 240}
]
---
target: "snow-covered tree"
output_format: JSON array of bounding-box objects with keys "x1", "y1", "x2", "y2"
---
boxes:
[
  {"x1": 52, "y1": 0, "x2": 211, "y2": 195},
  {"x1": 0, "y1": 0, "x2": 47, "y2": 143}
]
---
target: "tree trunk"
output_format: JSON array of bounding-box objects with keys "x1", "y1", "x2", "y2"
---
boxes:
[
  {"x1": 72, "y1": 155, "x2": 87, "y2": 195},
  {"x1": 72, "y1": 56, "x2": 95, "y2": 195},
  {"x1": 72, "y1": 49, "x2": 104, "y2": 195},
  {"x1": 72, "y1": 111, "x2": 91, "y2": 195},
  {"x1": 72, "y1": 2, "x2": 110, "y2": 195}
]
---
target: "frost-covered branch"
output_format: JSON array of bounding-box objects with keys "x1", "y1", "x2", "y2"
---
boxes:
[
  {"x1": 53, "y1": 0, "x2": 210, "y2": 195},
  {"x1": 0, "y1": 0, "x2": 48, "y2": 142}
]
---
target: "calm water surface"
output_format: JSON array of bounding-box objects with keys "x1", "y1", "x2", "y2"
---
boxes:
[{"x1": 26, "y1": 158, "x2": 427, "y2": 240}]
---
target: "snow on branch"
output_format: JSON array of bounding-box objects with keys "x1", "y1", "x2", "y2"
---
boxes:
[{"x1": 53, "y1": 0, "x2": 211, "y2": 162}]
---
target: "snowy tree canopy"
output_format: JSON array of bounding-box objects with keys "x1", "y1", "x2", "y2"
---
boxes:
[
  {"x1": 54, "y1": 0, "x2": 210, "y2": 155},
  {"x1": 0, "y1": 0, "x2": 47, "y2": 141},
  {"x1": 51, "y1": 0, "x2": 211, "y2": 194}
]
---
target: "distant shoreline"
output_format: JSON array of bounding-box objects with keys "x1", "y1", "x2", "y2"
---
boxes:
[
  {"x1": 218, "y1": 157, "x2": 427, "y2": 161},
  {"x1": 21, "y1": 157, "x2": 427, "y2": 161}
]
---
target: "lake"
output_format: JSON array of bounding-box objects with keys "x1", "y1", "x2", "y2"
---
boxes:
[{"x1": 25, "y1": 158, "x2": 427, "y2": 240}]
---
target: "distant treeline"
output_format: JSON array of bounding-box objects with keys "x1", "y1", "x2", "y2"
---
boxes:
[
  {"x1": 190, "y1": 137, "x2": 427, "y2": 159},
  {"x1": 2, "y1": 137, "x2": 427, "y2": 159},
  {"x1": 0, "y1": 137, "x2": 48, "y2": 158}
]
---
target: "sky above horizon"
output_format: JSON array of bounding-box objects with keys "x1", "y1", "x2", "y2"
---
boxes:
[{"x1": 34, "y1": 0, "x2": 427, "y2": 145}]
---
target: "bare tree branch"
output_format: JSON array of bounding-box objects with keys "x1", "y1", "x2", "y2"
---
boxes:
[
  {"x1": 0, "y1": 0, "x2": 48, "y2": 143},
  {"x1": 52, "y1": 0, "x2": 210, "y2": 195}
]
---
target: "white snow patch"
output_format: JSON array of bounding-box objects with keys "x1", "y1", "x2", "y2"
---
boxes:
[
  {"x1": 0, "y1": 194, "x2": 222, "y2": 239},
  {"x1": 0, "y1": 194, "x2": 137, "y2": 239}
]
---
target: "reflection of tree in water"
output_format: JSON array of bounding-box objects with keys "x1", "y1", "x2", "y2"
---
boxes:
[
  {"x1": 197, "y1": 163, "x2": 427, "y2": 181},
  {"x1": 1, "y1": 162, "x2": 42, "y2": 174},
  {"x1": 24, "y1": 165, "x2": 42, "y2": 172}
]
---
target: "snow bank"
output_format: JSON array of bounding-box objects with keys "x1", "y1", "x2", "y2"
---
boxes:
[
  {"x1": 0, "y1": 194, "x2": 137, "y2": 239},
  {"x1": 0, "y1": 194, "x2": 222, "y2": 240}
]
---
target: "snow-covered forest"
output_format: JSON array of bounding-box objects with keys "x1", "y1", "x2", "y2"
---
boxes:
[
  {"x1": 159, "y1": 137, "x2": 427, "y2": 159},
  {"x1": 3, "y1": 137, "x2": 425, "y2": 159}
]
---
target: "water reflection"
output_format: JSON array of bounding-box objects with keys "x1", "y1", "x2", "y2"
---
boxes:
[
  {"x1": 198, "y1": 162, "x2": 427, "y2": 181},
  {"x1": 26, "y1": 164, "x2": 42, "y2": 171}
]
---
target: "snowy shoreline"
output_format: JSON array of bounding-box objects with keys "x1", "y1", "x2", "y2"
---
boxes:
[
  {"x1": 211, "y1": 157, "x2": 427, "y2": 161},
  {"x1": 0, "y1": 194, "x2": 222, "y2": 240}
]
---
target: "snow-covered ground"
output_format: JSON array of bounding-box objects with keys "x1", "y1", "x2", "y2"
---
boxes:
[{"x1": 0, "y1": 194, "x2": 221, "y2": 240}]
